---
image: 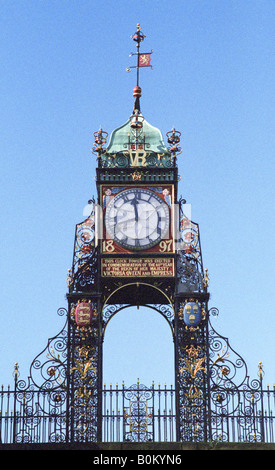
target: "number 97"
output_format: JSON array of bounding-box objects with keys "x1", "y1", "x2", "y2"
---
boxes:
[{"x1": 159, "y1": 240, "x2": 173, "y2": 252}]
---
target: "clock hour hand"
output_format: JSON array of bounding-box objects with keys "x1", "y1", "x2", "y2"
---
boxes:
[{"x1": 115, "y1": 216, "x2": 136, "y2": 228}]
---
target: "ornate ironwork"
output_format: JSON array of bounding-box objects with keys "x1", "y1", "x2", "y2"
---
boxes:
[
  {"x1": 176, "y1": 199, "x2": 206, "y2": 294},
  {"x1": 123, "y1": 382, "x2": 154, "y2": 442},
  {"x1": 65, "y1": 295, "x2": 102, "y2": 443},
  {"x1": 0, "y1": 189, "x2": 273, "y2": 445},
  {"x1": 174, "y1": 298, "x2": 209, "y2": 441},
  {"x1": 102, "y1": 382, "x2": 175, "y2": 443},
  {"x1": 68, "y1": 205, "x2": 98, "y2": 294},
  {"x1": 102, "y1": 302, "x2": 174, "y2": 337},
  {"x1": 100, "y1": 150, "x2": 174, "y2": 169},
  {"x1": 1, "y1": 307, "x2": 273, "y2": 444}
]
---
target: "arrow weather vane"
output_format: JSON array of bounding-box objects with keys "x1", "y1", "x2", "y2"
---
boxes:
[{"x1": 126, "y1": 24, "x2": 153, "y2": 113}]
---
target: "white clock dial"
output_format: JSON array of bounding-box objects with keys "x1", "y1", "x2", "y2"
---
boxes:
[{"x1": 105, "y1": 188, "x2": 170, "y2": 250}]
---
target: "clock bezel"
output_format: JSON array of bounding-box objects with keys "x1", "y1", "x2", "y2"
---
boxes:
[{"x1": 101, "y1": 184, "x2": 174, "y2": 254}]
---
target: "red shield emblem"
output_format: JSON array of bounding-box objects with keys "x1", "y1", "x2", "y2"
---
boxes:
[{"x1": 75, "y1": 302, "x2": 93, "y2": 327}]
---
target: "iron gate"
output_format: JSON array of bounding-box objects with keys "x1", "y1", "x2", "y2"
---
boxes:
[{"x1": 102, "y1": 381, "x2": 176, "y2": 442}]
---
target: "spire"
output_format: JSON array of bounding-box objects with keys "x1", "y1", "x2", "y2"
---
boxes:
[{"x1": 126, "y1": 24, "x2": 153, "y2": 114}]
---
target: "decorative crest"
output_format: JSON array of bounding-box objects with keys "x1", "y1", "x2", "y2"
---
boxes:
[{"x1": 126, "y1": 24, "x2": 153, "y2": 114}]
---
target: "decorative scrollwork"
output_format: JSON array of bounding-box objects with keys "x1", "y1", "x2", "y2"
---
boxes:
[
  {"x1": 176, "y1": 201, "x2": 206, "y2": 294},
  {"x1": 15, "y1": 309, "x2": 69, "y2": 392},
  {"x1": 101, "y1": 148, "x2": 173, "y2": 169},
  {"x1": 209, "y1": 306, "x2": 219, "y2": 317},
  {"x1": 102, "y1": 302, "x2": 174, "y2": 336},
  {"x1": 116, "y1": 153, "x2": 129, "y2": 167},
  {"x1": 124, "y1": 382, "x2": 153, "y2": 402},
  {"x1": 208, "y1": 322, "x2": 248, "y2": 389},
  {"x1": 102, "y1": 304, "x2": 128, "y2": 326},
  {"x1": 146, "y1": 153, "x2": 158, "y2": 166},
  {"x1": 123, "y1": 382, "x2": 154, "y2": 442},
  {"x1": 29, "y1": 333, "x2": 68, "y2": 390},
  {"x1": 206, "y1": 315, "x2": 267, "y2": 442},
  {"x1": 70, "y1": 208, "x2": 97, "y2": 293},
  {"x1": 72, "y1": 251, "x2": 98, "y2": 292}
]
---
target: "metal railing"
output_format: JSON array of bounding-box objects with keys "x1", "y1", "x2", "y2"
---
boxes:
[{"x1": 0, "y1": 380, "x2": 274, "y2": 444}]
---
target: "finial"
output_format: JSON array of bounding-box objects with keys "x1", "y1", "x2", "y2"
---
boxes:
[
  {"x1": 13, "y1": 362, "x2": 20, "y2": 382},
  {"x1": 258, "y1": 362, "x2": 264, "y2": 381},
  {"x1": 91, "y1": 128, "x2": 108, "y2": 158},
  {"x1": 130, "y1": 23, "x2": 146, "y2": 44},
  {"x1": 203, "y1": 268, "x2": 210, "y2": 288},
  {"x1": 126, "y1": 24, "x2": 153, "y2": 114},
  {"x1": 67, "y1": 268, "x2": 73, "y2": 288},
  {"x1": 132, "y1": 86, "x2": 142, "y2": 114},
  {"x1": 129, "y1": 110, "x2": 144, "y2": 129},
  {"x1": 166, "y1": 128, "x2": 182, "y2": 160}
]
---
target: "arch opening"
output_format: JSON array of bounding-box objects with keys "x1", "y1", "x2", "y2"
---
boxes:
[{"x1": 102, "y1": 305, "x2": 175, "y2": 387}]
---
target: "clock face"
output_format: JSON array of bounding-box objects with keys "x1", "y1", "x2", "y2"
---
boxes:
[{"x1": 105, "y1": 188, "x2": 170, "y2": 251}]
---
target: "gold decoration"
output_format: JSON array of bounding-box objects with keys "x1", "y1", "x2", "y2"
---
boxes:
[
  {"x1": 220, "y1": 367, "x2": 230, "y2": 376},
  {"x1": 70, "y1": 357, "x2": 96, "y2": 381},
  {"x1": 67, "y1": 268, "x2": 73, "y2": 287},
  {"x1": 203, "y1": 268, "x2": 209, "y2": 288},
  {"x1": 180, "y1": 354, "x2": 206, "y2": 401},
  {"x1": 47, "y1": 367, "x2": 56, "y2": 377},
  {"x1": 78, "y1": 346, "x2": 90, "y2": 358},
  {"x1": 180, "y1": 356, "x2": 206, "y2": 377},
  {"x1": 258, "y1": 362, "x2": 264, "y2": 380},
  {"x1": 185, "y1": 344, "x2": 198, "y2": 359},
  {"x1": 178, "y1": 307, "x2": 183, "y2": 319},
  {"x1": 131, "y1": 170, "x2": 142, "y2": 180},
  {"x1": 212, "y1": 346, "x2": 230, "y2": 365},
  {"x1": 76, "y1": 386, "x2": 93, "y2": 402}
]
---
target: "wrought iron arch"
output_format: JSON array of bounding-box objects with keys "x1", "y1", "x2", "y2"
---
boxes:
[
  {"x1": 102, "y1": 303, "x2": 175, "y2": 339},
  {"x1": 102, "y1": 282, "x2": 175, "y2": 338}
]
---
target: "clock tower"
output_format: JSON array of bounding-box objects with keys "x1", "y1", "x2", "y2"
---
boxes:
[
  {"x1": 67, "y1": 24, "x2": 210, "y2": 442},
  {"x1": 1, "y1": 24, "x2": 271, "y2": 448}
]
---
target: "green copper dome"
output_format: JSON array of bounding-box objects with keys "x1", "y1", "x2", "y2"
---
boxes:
[{"x1": 106, "y1": 116, "x2": 170, "y2": 155}]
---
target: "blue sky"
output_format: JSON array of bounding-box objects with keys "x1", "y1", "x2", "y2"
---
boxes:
[{"x1": 0, "y1": 0, "x2": 274, "y2": 388}]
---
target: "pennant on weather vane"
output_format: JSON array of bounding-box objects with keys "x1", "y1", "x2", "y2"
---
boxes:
[
  {"x1": 138, "y1": 53, "x2": 152, "y2": 67},
  {"x1": 126, "y1": 24, "x2": 153, "y2": 74}
]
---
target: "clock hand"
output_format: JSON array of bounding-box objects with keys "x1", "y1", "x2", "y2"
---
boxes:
[
  {"x1": 115, "y1": 216, "x2": 136, "y2": 227},
  {"x1": 130, "y1": 198, "x2": 139, "y2": 221}
]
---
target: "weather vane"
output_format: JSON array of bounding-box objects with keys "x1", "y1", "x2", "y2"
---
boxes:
[{"x1": 126, "y1": 24, "x2": 153, "y2": 113}]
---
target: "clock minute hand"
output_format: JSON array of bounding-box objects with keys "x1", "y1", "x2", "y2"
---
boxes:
[{"x1": 130, "y1": 198, "x2": 139, "y2": 221}]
